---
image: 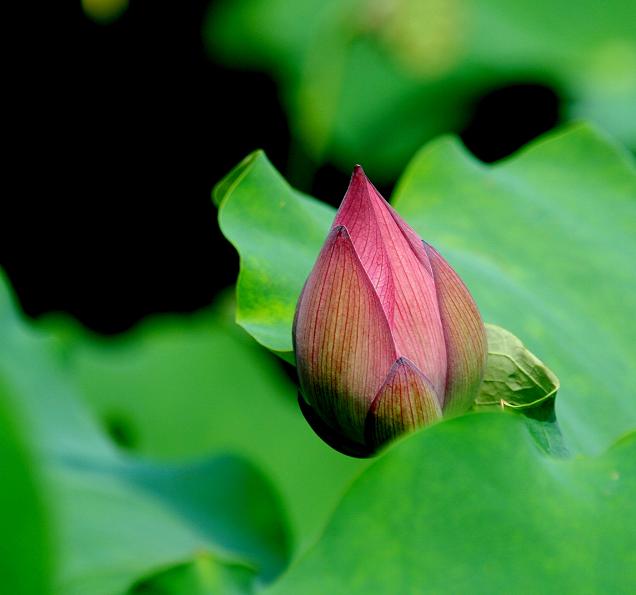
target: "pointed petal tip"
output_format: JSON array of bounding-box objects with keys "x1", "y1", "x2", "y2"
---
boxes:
[
  {"x1": 341, "y1": 164, "x2": 377, "y2": 210},
  {"x1": 329, "y1": 224, "x2": 354, "y2": 245},
  {"x1": 350, "y1": 164, "x2": 370, "y2": 187},
  {"x1": 353, "y1": 164, "x2": 365, "y2": 175}
]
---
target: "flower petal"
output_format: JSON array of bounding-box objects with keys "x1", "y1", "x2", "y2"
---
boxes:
[
  {"x1": 424, "y1": 243, "x2": 488, "y2": 415},
  {"x1": 333, "y1": 166, "x2": 396, "y2": 322},
  {"x1": 365, "y1": 357, "x2": 442, "y2": 449},
  {"x1": 293, "y1": 225, "x2": 397, "y2": 442},
  {"x1": 334, "y1": 166, "x2": 447, "y2": 396}
]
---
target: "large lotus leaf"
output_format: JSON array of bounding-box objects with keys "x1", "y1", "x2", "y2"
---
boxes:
[
  {"x1": 206, "y1": 0, "x2": 636, "y2": 180},
  {"x1": 0, "y1": 272, "x2": 290, "y2": 595},
  {"x1": 38, "y1": 290, "x2": 366, "y2": 553},
  {"x1": 266, "y1": 413, "x2": 636, "y2": 594},
  {"x1": 215, "y1": 124, "x2": 636, "y2": 456}
]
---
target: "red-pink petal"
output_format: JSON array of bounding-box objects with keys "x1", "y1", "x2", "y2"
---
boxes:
[
  {"x1": 333, "y1": 167, "x2": 396, "y2": 324},
  {"x1": 334, "y1": 166, "x2": 447, "y2": 397},
  {"x1": 365, "y1": 357, "x2": 442, "y2": 449},
  {"x1": 293, "y1": 225, "x2": 397, "y2": 442},
  {"x1": 424, "y1": 243, "x2": 487, "y2": 415}
]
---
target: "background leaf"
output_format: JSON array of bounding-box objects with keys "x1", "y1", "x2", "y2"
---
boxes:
[
  {"x1": 206, "y1": 0, "x2": 636, "y2": 180},
  {"x1": 267, "y1": 413, "x2": 636, "y2": 594},
  {"x1": 217, "y1": 124, "x2": 636, "y2": 455}
]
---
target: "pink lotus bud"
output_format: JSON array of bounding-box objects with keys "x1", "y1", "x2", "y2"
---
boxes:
[{"x1": 293, "y1": 166, "x2": 487, "y2": 456}]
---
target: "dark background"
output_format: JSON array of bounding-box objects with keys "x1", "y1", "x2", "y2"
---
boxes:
[{"x1": 3, "y1": 1, "x2": 560, "y2": 335}]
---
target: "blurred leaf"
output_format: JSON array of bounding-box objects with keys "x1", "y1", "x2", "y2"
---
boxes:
[
  {"x1": 0, "y1": 389, "x2": 52, "y2": 595},
  {"x1": 267, "y1": 413, "x2": 636, "y2": 594},
  {"x1": 0, "y1": 272, "x2": 289, "y2": 595},
  {"x1": 40, "y1": 288, "x2": 366, "y2": 554},
  {"x1": 128, "y1": 553, "x2": 253, "y2": 595},
  {"x1": 216, "y1": 124, "x2": 636, "y2": 455},
  {"x1": 476, "y1": 324, "x2": 559, "y2": 409},
  {"x1": 206, "y1": 0, "x2": 636, "y2": 180}
]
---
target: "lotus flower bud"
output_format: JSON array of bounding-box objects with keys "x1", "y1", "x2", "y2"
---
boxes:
[{"x1": 293, "y1": 166, "x2": 487, "y2": 456}]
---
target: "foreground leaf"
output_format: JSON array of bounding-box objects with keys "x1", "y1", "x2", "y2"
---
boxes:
[{"x1": 267, "y1": 413, "x2": 636, "y2": 595}]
